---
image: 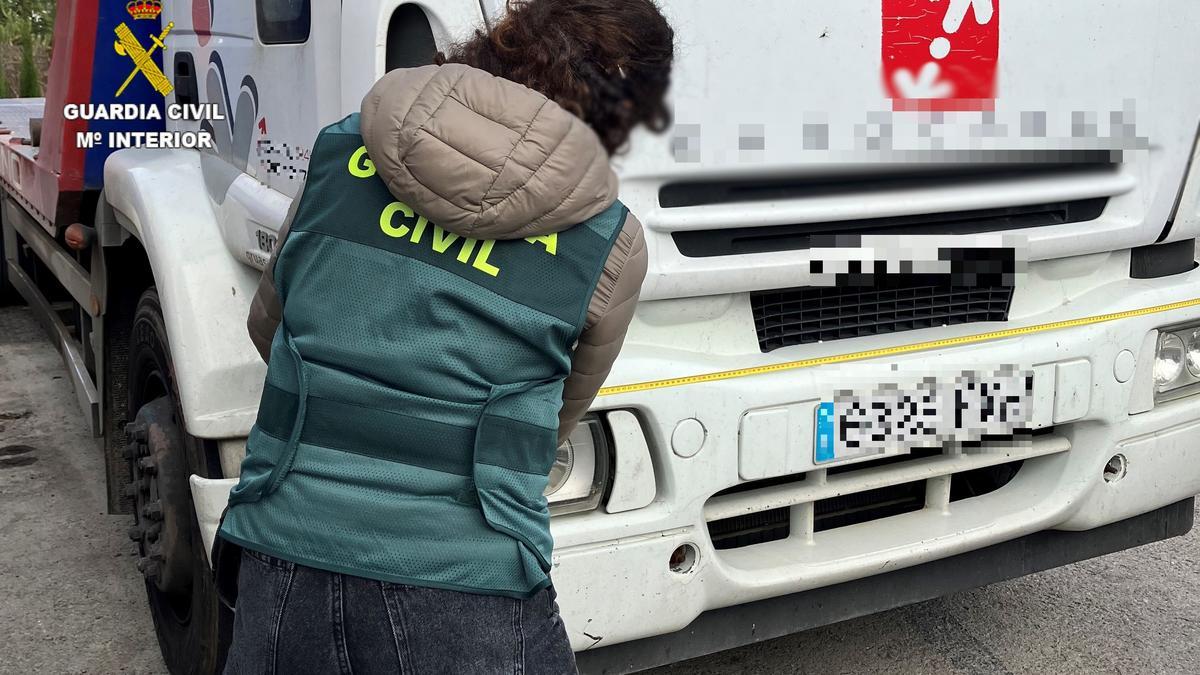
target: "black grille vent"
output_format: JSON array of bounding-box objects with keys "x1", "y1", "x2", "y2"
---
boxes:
[
  {"x1": 671, "y1": 198, "x2": 1106, "y2": 257},
  {"x1": 660, "y1": 159, "x2": 1118, "y2": 210},
  {"x1": 814, "y1": 480, "x2": 926, "y2": 532},
  {"x1": 752, "y1": 278, "x2": 1014, "y2": 352},
  {"x1": 709, "y1": 508, "x2": 790, "y2": 550}
]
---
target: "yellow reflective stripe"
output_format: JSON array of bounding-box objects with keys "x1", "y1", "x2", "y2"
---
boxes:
[{"x1": 596, "y1": 296, "x2": 1200, "y2": 398}]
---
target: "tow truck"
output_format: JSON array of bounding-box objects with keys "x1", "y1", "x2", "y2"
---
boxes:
[{"x1": 3, "y1": 1, "x2": 1199, "y2": 673}]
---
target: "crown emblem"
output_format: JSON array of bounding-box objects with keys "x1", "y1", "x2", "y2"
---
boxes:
[{"x1": 126, "y1": 0, "x2": 163, "y2": 20}]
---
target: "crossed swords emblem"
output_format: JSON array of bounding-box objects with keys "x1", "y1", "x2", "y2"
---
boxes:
[{"x1": 113, "y1": 21, "x2": 175, "y2": 97}]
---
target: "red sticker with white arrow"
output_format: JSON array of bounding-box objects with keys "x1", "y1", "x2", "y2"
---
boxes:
[{"x1": 883, "y1": 0, "x2": 999, "y2": 112}]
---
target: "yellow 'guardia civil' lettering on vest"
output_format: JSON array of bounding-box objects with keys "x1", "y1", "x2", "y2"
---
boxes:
[{"x1": 347, "y1": 145, "x2": 557, "y2": 278}]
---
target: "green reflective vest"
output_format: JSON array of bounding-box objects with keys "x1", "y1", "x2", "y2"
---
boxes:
[{"x1": 219, "y1": 114, "x2": 625, "y2": 598}]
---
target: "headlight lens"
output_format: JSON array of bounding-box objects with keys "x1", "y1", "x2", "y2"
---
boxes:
[
  {"x1": 1185, "y1": 329, "x2": 1200, "y2": 378},
  {"x1": 1154, "y1": 323, "x2": 1200, "y2": 402},
  {"x1": 545, "y1": 444, "x2": 575, "y2": 496},
  {"x1": 545, "y1": 416, "x2": 610, "y2": 515},
  {"x1": 1155, "y1": 332, "x2": 1185, "y2": 389}
]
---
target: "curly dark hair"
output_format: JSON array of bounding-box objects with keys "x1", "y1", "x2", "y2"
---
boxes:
[{"x1": 436, "y1": 0, "x2": 674, "y2": 155}]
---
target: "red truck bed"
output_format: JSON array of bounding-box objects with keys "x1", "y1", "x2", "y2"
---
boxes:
[{"x1": 0, "y1": 98, "x2": 56, "y2": 233}]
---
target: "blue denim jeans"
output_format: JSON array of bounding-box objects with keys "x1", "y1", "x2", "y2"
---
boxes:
[{"x1": 223, "y1": 548, "x2": 577, "y2": 674}]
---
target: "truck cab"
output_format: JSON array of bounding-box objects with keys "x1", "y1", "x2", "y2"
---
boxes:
[{"x1": 3, "y1": 1, "x2": 1199, "y2": 673}]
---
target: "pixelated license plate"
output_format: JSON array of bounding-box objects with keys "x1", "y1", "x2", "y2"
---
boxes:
[{"x1": 814, "y1": 369, "x2": 1033, "y2": 465}]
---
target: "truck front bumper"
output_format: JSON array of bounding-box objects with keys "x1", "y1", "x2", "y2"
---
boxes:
[
  {"x1": 549, "y1": 265, "x2": 1200, "y2": 655},
  {"x1": 573, "y1": 498, "x2": 1195, "y2": 674}
]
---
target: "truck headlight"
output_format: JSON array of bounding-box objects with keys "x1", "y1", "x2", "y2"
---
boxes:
[
  {"x1": 1154, "y1": 323, "x2": 1200, "y2": 402},
  {"x1": 545, "y1": 416, "x2": 610, "y2": 515},
  {"x1": 1155, "y1": 333, "x2": 1185, "y2": 389},
  {"x1": 1186, "y1": 328, "x2": 1200, "y2": 378}
]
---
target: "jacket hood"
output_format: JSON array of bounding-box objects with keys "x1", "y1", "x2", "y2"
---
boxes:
[{"x1": 360, "y1": 64, "x2": 618, "y2": 240}]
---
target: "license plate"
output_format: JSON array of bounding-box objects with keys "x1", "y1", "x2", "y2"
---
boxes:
[{"x1": 815, "y1": 369, "x2": 1033, "y2": 464}]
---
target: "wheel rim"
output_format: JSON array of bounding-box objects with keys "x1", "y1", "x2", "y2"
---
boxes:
[{"x1": 126, "y1": 397, "x2": 196, "y2": 616}]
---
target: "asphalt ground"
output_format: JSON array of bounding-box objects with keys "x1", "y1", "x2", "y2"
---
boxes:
[{"x1": 1, "y1": 305, "x2": 1197, "y2": 675}]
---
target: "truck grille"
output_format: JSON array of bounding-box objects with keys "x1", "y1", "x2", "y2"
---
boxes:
[
  {"x1": 710, "y1": 508, "x2": 790, "y2": 550},
  {"x1": 704, "y1": 434, "x2": 1063, "y2": 551},
  {"x1": 659, "y1": 160, "x2": 1116, "y2": 211},
  {"x1": 669, "y1": 198, "x2": 1108, "y2": 257},
  {"x1": 751, "y1": 274, "x2": 1014, "y2": 352},
  {"x1": 710, "y1": 480, "x2": 931, "y2": 550},
  {"x1": 813, "y1": 479, "x2": 927, "y2": 531}
]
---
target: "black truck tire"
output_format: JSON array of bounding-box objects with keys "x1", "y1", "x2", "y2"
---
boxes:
[{"x1": 126, "y1": 288, "x2": 231, "y2": 674}]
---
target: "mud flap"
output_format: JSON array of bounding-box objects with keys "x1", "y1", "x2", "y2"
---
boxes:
[{"x1": 190, "y1": 475, "x2": 242, "y2": 608}]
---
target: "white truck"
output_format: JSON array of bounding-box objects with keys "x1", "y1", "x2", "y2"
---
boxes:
[{"x1": 2, "y1": 1, "x2": 1199, "y2": 673}]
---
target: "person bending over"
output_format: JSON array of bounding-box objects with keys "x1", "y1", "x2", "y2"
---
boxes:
[{"x1": 217, "y1": 1, "x2": 674, "y2": 673}]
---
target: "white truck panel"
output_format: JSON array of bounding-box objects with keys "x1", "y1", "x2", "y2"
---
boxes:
[
  {"x1": 1168, "y1": 131, "x2": 1200, "y2": 243},
  {"x1": 104, "y1": 149, "x2": 266, "y2": 439}
]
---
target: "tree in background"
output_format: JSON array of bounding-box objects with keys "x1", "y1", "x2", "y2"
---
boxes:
[
  {"x1": 0, "y1": 0, "x2": 54, "y2": 98},
  {"x1": 17, "y1": 22, "x2": 37, "y2": 97},
  {"x1": 0, "y1": 0, "x2": 53, "y2": 38}
]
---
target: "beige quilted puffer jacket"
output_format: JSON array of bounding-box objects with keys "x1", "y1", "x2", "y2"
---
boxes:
[{"x1": 246, "y1": 64, "x2": 647, "y2": 444}]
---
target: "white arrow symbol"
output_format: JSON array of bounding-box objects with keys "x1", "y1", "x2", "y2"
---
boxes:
[{"x1": 943, "y1": 0, "x2": 995, "y2": 34}]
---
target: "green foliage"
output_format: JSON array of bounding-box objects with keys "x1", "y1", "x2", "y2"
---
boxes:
[
  {"x1": 18, "y1": 23, "x2": 37, "y2": 97},
  {"x1": 0, "y1": 0, "x2": 53, "y2": 98},
  {"x1": 1, "y1": 1, "x2": 54, "y2": 42}
]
